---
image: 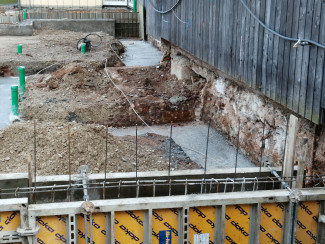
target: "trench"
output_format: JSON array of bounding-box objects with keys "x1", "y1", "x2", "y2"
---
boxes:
[{"x1": 0, "y1": 31, "x2": 255, "y2": 178}]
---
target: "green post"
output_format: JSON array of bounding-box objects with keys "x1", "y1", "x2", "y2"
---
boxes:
[
  {"x1": 23, "y1": 9, "x2": 27, "y2": 19},
  {"x1": 18, "y1": 66, "x2": 25, "y2": 98},
  {"x1": 11, "y1": 86, "x2": 19, "y2": 116},
  {"x1": 81, "y1": 43, "x2": 86, "y2": 54},
  {"x1": 133, "y1": 0, "x2": 137, "y2": 12},
  {"x1": 17, "y1": 44, "x2": 22, "y2": 54}
]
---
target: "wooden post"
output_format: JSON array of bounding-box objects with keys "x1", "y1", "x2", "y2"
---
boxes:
[
  {"x1": 283, "y1": 115, "x2": 299, "y2": 187},
  {"x1": 296, "y1": 138, "x2": 308, "y2": 188}
]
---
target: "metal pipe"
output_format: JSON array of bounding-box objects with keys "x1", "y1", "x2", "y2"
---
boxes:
[
  {"x1": 133, "y1": 0, "x2": 137, "y2": 12},
  {"x1": 18, "y1": 66, "x2": 25, "y2": 99},
  {"x1": 268, "y1": 165, "x2": 291, "y2": 191}
]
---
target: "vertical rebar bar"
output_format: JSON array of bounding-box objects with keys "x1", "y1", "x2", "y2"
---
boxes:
[
  {"x1": 68, "y1": 124, "x2": 71, "y2": 187},
  {"x1": 203, "y1": 119, "x2": 211, "y2": 193},
  {"x1": 233, "y1": 120, "x2": 241, "y2": 188},
  {"x1": 104, "y1": 127, "x2": 108, "y2": 199},
  {"x1": 168, "y1": 122, "x2": 173, "y2": 179},
  {"x1": 259, "y1": 119, "x2": 266, "y2": 179},
  {"x1": 33, "y1": 120, "x2": 37, "y2": 203},
  {"x1": 136, "y1": 124, "x2": 138, "y2": 179}
]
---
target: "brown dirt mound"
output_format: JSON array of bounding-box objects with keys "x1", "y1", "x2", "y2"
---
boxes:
[{"x1": 0, "y1": 121, "x2": 199, "y2": 176}]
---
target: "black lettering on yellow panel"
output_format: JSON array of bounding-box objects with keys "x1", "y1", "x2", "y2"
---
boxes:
[
  {"x1": 36, "y1": 215, "x2": 67, "y2": 244},
  {"x1": 78, "y1": 213, "x2": 107, "y2": 243},
  {"x1": 188, "y1": 206, "x2": 215, "y2": 244},
  {"x1": 225, "y1": 205, "x2": 250, "y2": 244},
  {"x1": 115, "y1": 210, "x2": 143, "y2": 243},
  {"x1": 295, "y1": 201, "x2": 320, "y2": 244},
  {"x1": 0, "y1": 211, "x2": 20, "y2": 232},
  {"x1": 152, "y1": 209, "x2": 179, "y2": 244},
  {"x1": 259, "y1": 203, "x2": 284, "y2": 244}
]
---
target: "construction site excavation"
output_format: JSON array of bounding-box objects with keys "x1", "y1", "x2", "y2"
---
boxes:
[{"x1": 0, "y1": 1, "x2": 325, "y2": 244}]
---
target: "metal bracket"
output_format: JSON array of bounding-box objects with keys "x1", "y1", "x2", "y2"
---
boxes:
[
  {"x1": 16, "y1": 225, "x2": 40, "y2": 236},
  {"x1": 289, "y1": 189, "x2": 303, "y2": 203}
]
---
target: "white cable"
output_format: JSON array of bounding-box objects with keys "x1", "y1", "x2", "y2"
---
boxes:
[
  {"x1": 172, "y1": 9, "x2": 186, "y2": 24},
  {"x1": 147, "y1": 0, "x2": 181, "y2": 14}
]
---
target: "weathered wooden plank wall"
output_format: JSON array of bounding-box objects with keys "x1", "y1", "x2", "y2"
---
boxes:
[{"x1": 147, "y1": 0, "x2": 325, "y2": 124}]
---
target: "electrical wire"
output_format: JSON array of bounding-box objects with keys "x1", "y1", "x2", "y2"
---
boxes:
[
  {"x1": 239, "y1": 0, "x2": 325, "y2": 49},
  {"x1": 172, "y1": 9, "x2": 187, "y2": 24},
  {"x1": 147, "y1": 0, "x2": 182, "y2": 14}
]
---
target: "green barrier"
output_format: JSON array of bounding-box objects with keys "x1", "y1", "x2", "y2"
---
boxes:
[{"x1": 11, "y1": 86, "x2": 19, "y2": 116}]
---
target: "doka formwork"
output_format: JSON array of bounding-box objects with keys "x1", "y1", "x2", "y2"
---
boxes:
[
  {"x1": 1, "y1": 189, "x2": 325, "y2": 244},
  {"x1": 0, "y1": 167, "x2": 324, "y2": 244}
]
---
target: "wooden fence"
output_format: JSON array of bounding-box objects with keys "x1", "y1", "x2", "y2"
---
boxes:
[
  {"x1": 147, "y1": 0, "x2": 325, "y2": 124},
  {"x1": 21, "y1": 9, "x2": 139, "y2": 37}
]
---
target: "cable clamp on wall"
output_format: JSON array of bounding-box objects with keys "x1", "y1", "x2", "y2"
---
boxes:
[{"x1": 293, "y1": 39, "x2": 310, "y2": 48}]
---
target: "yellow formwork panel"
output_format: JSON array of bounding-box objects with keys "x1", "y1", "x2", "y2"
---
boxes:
[
  {"x1": 0, "y1": 211, "x2": 20, "y2": 232},
  {"x1": 36, "y1": 215, "x2": 67, "y2": 244},
  {"x1": 259, "y1": 203, "x2": 284, "y2": 244},
  {"x1": 115, "y1": 210, "x2": 143, "y2": 244},
  {"x1": 78, "y1": 213, "x2": 107, "y2": 243},
  {"x1": 152, "y1": 208, "x2": 179, "y2": 244},
  {"x1": 225, "y1": 205, "x2": 250, "y2": 244},
  {"x1": 189, "y1": 206, "x2": 215, "y2": 244},
  {"x1": 296, "y1": 201, "x2": 320, "y2": 244}
]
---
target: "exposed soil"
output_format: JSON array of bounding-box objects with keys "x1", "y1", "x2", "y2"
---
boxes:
[
  {"x1": 0, "y1": 29, "x2": 124, "y2": 76},
  {"x1": 0, "y1": 29, "x2": 203, "y2": 176},
  {"x1": 20, "y1": 62, "x2": 204, "y2": 126},
  {"x1": 0, "y1": 121, "x2": 199, "y2": 176}
]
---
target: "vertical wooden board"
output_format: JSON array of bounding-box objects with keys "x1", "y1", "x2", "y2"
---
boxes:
[
  {"x1": 251, "y1": 0, "x2": 261, "y2": 89},
  {"x1": 239, "y1": 0, "x2": 247, "y2": 81},
  {"x1": 292, "y1": 0, "x2": 307, "y2": 113},
  {"x1": 286, "y1": 0, "x2": 300, "y2": 110},
  {"x1": 0, "y1": 211, "x2": 20, "y2": 231},
  {"x1": 189, "y1": 206, "x2": 215, "y2": 244},
  {"x1": 280, "y1": 0, "x2": 294, "y2": 106},
  {"x1": 77, "y1": 213, "x2": 107, "y2": 243},
  {"x1": 234, "y1": 1, "x2": 242, "y2": 79},
  {"x1": 243, "y1": 0, "x2": 252, "y2": 86},
  {"x1": 305, "y1": 0, "x2": 321, "y2": 120},
  {"x1": 295, "y1": 201, "x2": 320, "y2": 244},
  {"x1": 115, "y1": 210, "x2": 143, "y2": 243},
  {"x1": 265, "y1": 0, "x2": 276, "y2": 99},
  {"x1": 261, "y1": 0, "x2": 271, "y2": 95},
  {"x1": 276, "y1": 0, "x2": 288, "y2": 103},
  {"x1": 271, "y1": 0, "x2": 282, "y2": 102},
  {"x1": 230, "y1": 0, "x2": 238, "y2": 77},
  {"x1": 209, "y1": 0, "x2": 216, "y2": 66},
  {"x1": 213, "y1": 0, "x2": 220, "y2": 68},
  {"x1": 224, "y1": 205, "x2": 250, "y2": 244},
  {"x1": 298, "y1": 0, "x2": 314, "y2": 117},
  {"x1": 312, "y1": 1, "x2": 325, "y2": 124},
  {"x1": 36, "y1": 215, "x2": 67, "y2": 244},
  {"x1": 152, "y1": 208, "x2": 179, "y2": 244},
  {"x1": 259, "y1": 203, "x2": 284, "y2": 244}
]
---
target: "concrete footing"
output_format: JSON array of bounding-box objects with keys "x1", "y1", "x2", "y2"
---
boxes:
[
  {"x1": 33, "y1": 19, "x2": 115, "y2": 36},
  {"x1": 0, "y1": 19, "x2": 115, "y2": 36}
]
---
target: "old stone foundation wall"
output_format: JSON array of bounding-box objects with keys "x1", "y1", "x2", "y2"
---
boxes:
[{"x1": 150, "y1": 37, "x2": 325, "y2": 177}]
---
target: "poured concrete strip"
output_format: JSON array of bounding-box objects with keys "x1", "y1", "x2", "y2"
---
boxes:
[
  {"x1": 32, "y1": 19, "x2": 116, "y2": 36},
  {"x1": 0, "y1": 22, "x2": 33, "y2": 36}
]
